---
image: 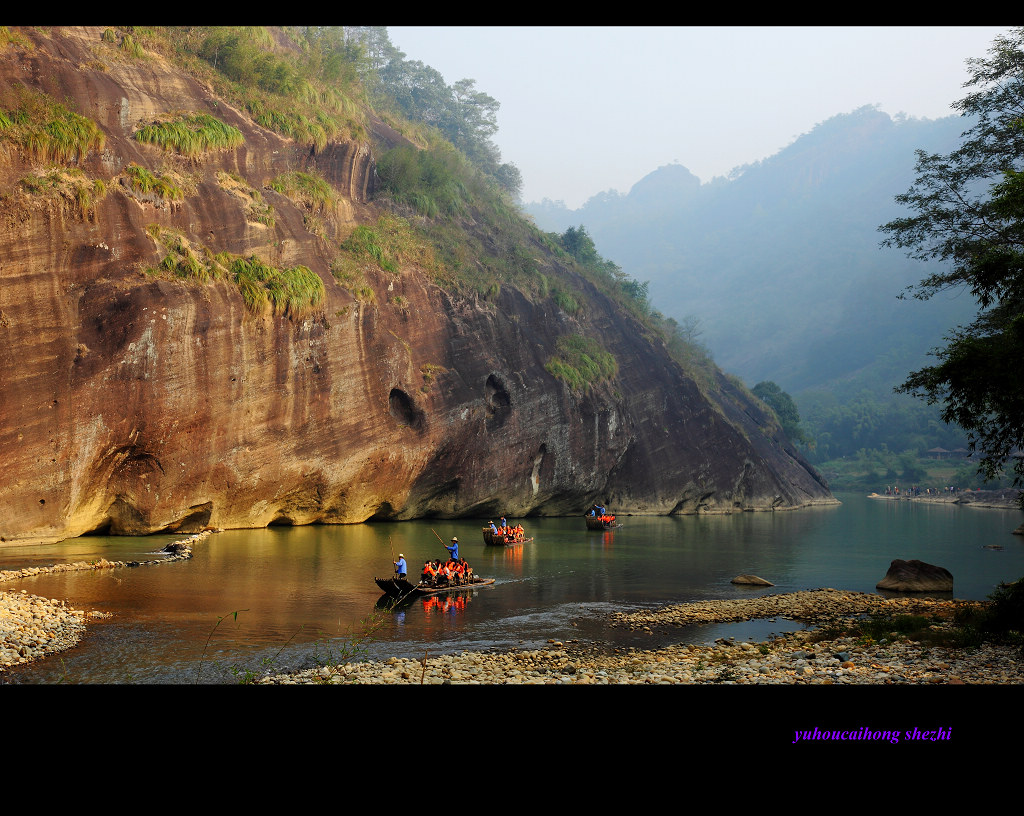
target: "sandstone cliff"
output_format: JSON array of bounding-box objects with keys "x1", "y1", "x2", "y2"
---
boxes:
[{"x1": 0, "y1": 27, "x2": 836, "y2": 545}]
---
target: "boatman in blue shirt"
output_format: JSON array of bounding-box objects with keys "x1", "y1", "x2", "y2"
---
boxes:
[
  {"x1": 394, "y1": 553, "x2": 407, "y2": 579},
  {"x1": 446, "y1": 537, "x2": 459, "y2": 561}
]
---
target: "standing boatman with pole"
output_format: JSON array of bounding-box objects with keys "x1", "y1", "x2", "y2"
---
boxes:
[
  {"x1": 394, "y1": 553, "x2": 408, "y2": 579},
  {"x1": 431, "y1": 528, "x2": 462, "y2": 565}
]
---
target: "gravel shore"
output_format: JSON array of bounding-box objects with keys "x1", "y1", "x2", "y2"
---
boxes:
[
  {"x1": 0, "y1": 532, "x2": 204, "y2": 675},
  {"x1": 257, "y1": 588, "x2": 1024, "y2": 685},
  {"x1": 867, "y1": 488, "x2": 1022, "y2": 509},
  {"x1": 0, "y1": 590, "x2": 90, "y2": 673}
]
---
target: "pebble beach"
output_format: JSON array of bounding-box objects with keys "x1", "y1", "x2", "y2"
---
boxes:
[
  {"x1": 256, "y1": 588, "x2": 1024, "y2": 685},
  {"x1": 0, "y1": 532, "x2": 203, "y2": 675}
]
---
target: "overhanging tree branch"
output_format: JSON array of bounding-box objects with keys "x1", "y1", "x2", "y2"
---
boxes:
[{"x1": 880, "y1": 28, "x2": 1024, "y2": 504}]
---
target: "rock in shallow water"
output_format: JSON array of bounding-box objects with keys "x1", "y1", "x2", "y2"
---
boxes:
[
  {"x1": 876, "y1": 559, "x2": 953, "y2": 592},
  {"x1": 731, "y1": 574, "x2": 774, "y2": 586}
]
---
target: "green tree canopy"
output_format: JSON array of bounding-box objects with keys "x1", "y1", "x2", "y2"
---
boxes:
[
  {"x1": 879, "y1": 28, "x2": 1024, "y2": 500},
  {"x1": 560, "y1": 224, "x2": 600, "y2": 265},
  {"x1": 344, "y1": 26, "x2": 522, "y2": 197},
  {"x1": 752, "y1": 381, "x2": 807, "y2": 444}
]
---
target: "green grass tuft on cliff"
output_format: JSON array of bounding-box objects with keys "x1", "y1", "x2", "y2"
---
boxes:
[
  {"x1": 231, "y1": 256, "x2": 325, "y2": 318},
  {"x1": 545, "y1": 334, "x2": 618, "y2": 392},
  {"x1": 375, "y1": 144, "x2": 472, "y2": 219},
  {"x1": 551, "y1": 288, "x2": 581, "y2": 314},
  {"x1": 1, "y1": 26, "x2": 32, "y2": 50},
  {"x1": 0, "y1": 88, "x2": 105, "y2": 164},
  {"x1": 152, "y1": 229, "x2": 224, "y2": 283},
  {"x1": 339, "y1": 224, "x2": 400, "y2": 274},
  {"x1": 268, "y1": 170, "x2": 335, "y2": 212},
  {"x1": 144, "y1": 227, "x2": 324, "y2": 318},
  {"x1": 334, "y1": 215, "x2": 445, "y2": 287},
  {"x1": 119, "y1": 33, "x2": 145, "y2": 59},
  {"x1": 123, "y1": 164, "x2": 184, "y2": 200},
  {"x1": 127, "y1": 26, "x2": 367, "y2": 148},
  {"x1": 134, "y1": 113, "x2": 244, "y2": 157},
  {"x1": 19, "y1": 167, "x2": 107, "y2": 219}
]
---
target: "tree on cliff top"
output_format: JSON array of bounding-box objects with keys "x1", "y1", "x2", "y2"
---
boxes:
[
  {"x1": 880, "y1": 28, "x2": 1024, "y2": 503},
  {"x1": 559, "y1": 224, "x2": 651, "y2": 313},
  {"x1": 752, "y1": 381, "x2": 808, "y2": 445},
  {"x1": 344, "y1": 26, "x2": 522, "y2": 198}
]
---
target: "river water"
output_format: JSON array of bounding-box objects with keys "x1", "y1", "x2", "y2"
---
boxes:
[{"x1": 2, "y1": 492, "x2": 1022, "y2": 684}]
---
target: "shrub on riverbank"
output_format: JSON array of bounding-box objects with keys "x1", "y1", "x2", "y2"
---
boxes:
[
  {"x1": 812, "y1": 613, "x2": 950, "y2": 646},
  {"x1": 953, "y1": 578, "x2": 1024, "y2": 645}
]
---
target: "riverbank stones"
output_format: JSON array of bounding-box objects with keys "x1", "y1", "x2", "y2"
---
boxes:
[
  {"x1": 256, "y1": 588, "x2": 1022, "y2": 686},
  {"x1": 0, "y1": 529, "x2": 211, "y2": 674}
]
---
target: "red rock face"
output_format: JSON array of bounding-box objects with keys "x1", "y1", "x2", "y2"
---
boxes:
[{"x1": 0, "y1": 28, "x2": 836, "y2": 545}]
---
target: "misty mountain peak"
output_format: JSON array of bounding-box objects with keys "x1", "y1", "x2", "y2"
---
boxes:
[{"x1": 627, "y1": 162, "x2": 701, "y2": 204}]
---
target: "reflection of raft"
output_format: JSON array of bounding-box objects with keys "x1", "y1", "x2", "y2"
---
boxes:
[
  {"x1": 585, "y1": 516, "x2": 620, "y2": 530},
  {"x1": 374, "y1": 576, "x2": 495, "y2": 598},
  {"x1": 482, "y1": 527, "x2": 533, "y2": 546}
]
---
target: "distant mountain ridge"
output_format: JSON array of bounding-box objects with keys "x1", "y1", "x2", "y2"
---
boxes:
[{"x1": 525, "y1": 106, "x2": 976, "y2": 400}]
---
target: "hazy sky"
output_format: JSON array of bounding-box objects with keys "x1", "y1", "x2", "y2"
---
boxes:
[{"x1": 387, "y1": 26, "x2": 1014, "y2": 209}]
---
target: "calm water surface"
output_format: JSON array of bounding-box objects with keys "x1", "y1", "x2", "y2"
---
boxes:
[{"x1": 2, "y1": 493, "x2": 1022, "y2": 684}]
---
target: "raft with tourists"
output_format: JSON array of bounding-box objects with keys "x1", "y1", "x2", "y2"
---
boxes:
[
  {"x1": 376, "y1": 530, "x2": 493, "y2": 602},
  {"x1": 585, "y1": 504, "x2": 619, "y2": 530},
  {"x1": 482, "y1": 519, "x2": 532, "y2": 546},
  {"x1": 374, "y1": 575, "x2": 496, "y2": 599}
]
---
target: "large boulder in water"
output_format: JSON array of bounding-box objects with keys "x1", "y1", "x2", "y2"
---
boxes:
[
  {"x1": 876, "y1": 559, "x2": 953, "y2": 592},
  {"x1": 731, "y1": 574, "x2": 774, "y2": 586}
]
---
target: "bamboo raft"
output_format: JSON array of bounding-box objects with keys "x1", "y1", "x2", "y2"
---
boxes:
[
  {"x1": 482, "y1": 527, "x2": 533, "y2": 546},
  {"x1": 374, "y1": 576, "x2": 495, "y2": 599}
]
